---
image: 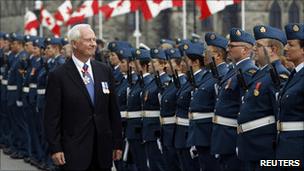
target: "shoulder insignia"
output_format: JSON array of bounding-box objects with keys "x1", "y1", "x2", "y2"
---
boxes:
[
  {"x1": 247, "y1": 69, "x2": 257, "y2": 75},
  {"x1": 279, "y1": 74, "x2": 289, "y2": 80}
]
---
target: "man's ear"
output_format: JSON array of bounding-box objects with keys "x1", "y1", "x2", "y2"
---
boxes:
[{"x1": 71, "y1": 40, "x2": 77, "y2": 49}]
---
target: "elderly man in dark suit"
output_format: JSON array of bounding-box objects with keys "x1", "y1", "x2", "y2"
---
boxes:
[{"x1": 44, "y1": 24, "x2": 123, "y2": 171}]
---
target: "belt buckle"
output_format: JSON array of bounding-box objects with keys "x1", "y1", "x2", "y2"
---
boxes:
[
  {"x1": 212, "y1": 116, "x2": 217, "y2": 123},
  {"x1": 159, "y1": 117, "x2": 164, "y2": 125},
  {"x1": 237, "y1": 125, "x2": 243, "y2": 134},
  {"x1": 188, "y1": 112, "x2": 193, "y2": 120},
  {"x1": 276, "y1": 121, "x2": 281, "y2": 132},
  {"x1": 141, "y1": 111, "x2": 145, "y2": 117}
]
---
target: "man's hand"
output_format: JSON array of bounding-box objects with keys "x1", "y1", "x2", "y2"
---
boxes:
[
  {"x1": 112, "y1": 150, "x2": 122, "y2": 161},
  {"x1": 51, "y1": 152, "x2": 66, "y2": 166}
]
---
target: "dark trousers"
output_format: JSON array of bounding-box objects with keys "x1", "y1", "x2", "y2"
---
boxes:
[
  {"x1": 176, "y1": 148, "x2": 200, "y2": 171},
  {"x1": 218, "y1": 154, "x2": 243, "y2": 171},
  {"x1": 197, "y1": 146, "x2": 220, "y2": 171},
  {"x1": 128, "y1": 139, "x2": 148, "y2": 171},
  {"x1": 144, "y1": 141, "x2": 167, "y2": 171},
  {"x1": 61, "y1": 129, "x2": 111, "y2": 171},
  {"x1": 163, "y1": 145, "x2": 181, "y2": 171}
]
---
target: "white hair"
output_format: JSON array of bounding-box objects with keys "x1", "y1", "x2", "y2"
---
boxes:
[{"x1": 67, "y1": 24, "x2": 92, "y2": 44}]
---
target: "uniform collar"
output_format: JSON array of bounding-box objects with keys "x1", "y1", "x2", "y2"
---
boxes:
[
  {"x1": 295, "y1": 62, "x2": 304, "y2": 73},
  {"x1": 236, "y1": 57, "x2": 250, "y2": 66},
  {"x1": 193, "y1": 69, "x2": 202, "y2": 76}
]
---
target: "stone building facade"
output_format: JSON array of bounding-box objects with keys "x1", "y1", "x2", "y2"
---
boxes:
[{"x1": 0, "y1": 0, "x2": 303, "y2": 47}]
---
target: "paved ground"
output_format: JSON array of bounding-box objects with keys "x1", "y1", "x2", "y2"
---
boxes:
[{"x1": 0, "y1": 149, "x2": 40, "y2": 171}]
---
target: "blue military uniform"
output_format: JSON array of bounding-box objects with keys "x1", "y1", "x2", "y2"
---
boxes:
[
  {"x1": 276, "y1": 23, "x2": 304, "y2": 169},
  {"x1": 186, "y1": 32, "x2": 229, "y2": 171},
  {"x1": 0, "y1": 33, "x2": 13, "y2": 153},
  {"x1": 211, "y1": 28, "x2": 258, "y2": 171},
  {"x1": 21, "y1": 35, "x2": 44, "y2": 164},
  {"x1": 125, "y1": 49, "x2": 149, "y2": 171},
  {"x1": 174, "y1": 42, "x2": 205, "y2": 171},
  {"x1": 159, "y1": 48, "x2": 185, "y2": 171},
  {"x1": 113, "y1": 47, "x2": 137, "y2": 171},
  {"x1": 7, "y1": 33, "x2": 31, "y2": 159},
  {"x1": 237, "y1": 25, "x2": 290, "y2": 171}
]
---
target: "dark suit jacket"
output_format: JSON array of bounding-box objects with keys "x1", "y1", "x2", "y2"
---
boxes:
[{"x1": 44, "y1": 59, "x2": 122, "y2": 170}]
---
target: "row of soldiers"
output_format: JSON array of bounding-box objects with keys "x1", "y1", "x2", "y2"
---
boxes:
[
  {"x1": 0, "y1": 33, "x2": 71, "y2": 170},
  {"x1": 108, "y1": 24, "x2": 303, "y2": 171}
]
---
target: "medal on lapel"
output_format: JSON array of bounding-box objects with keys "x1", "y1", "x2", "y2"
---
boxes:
[
  {"x1": 254, "y1": 82, "x2": 261, "y2": 96},
  {"x1": 83, "y1": 75, "x2": 90, "y2": 85},
  {"x1": 101, "y1": 82, "x2": 110, "y2": 94}
]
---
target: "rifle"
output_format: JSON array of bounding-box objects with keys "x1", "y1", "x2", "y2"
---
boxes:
[
  {"x1": 262, "y1": 47, "x2": 281, "y2": 88},
  {"x1": 231, "y1": 57, "x2": 248, "y2": 91},
  {"x1": 166, "y1": 55, "x2": 180, "y2": 89},
  {"x1": 150, "y1": 59, "x2": 162, "y2": 90},
  {"x1": 206, "y1": 50, "x2": 220, "y2": 82},
  {"x1": 132, "y1": 56, "x2": 144, "y2": 88},
  {"x1": 126, "y1": 59, "x2": 133, "y2": 86},
  {"x1": 181, "y1": 48, "x2": 197, "y2": 88}
]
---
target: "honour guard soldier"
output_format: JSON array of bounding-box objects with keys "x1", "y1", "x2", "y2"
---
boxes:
[
  {"x1": 108, "y1": 41, "x2": 133, "y2": 84},
  {"x1": 125, "y1": 49, "x2": 149, "y2": 171},
  {"x1": 204, "y1": 32, "x2": 230, "y2": 85},
  {"x1": 160, "y1": 48, "x2": 186, "y2": 171},
  {"x1": 238, "y1": 25, "x2": 289, "y2": 171},
  {"x1": 0, "y1": 32, "x2": 11, "y2": 148},
  {"x1": 211, "y1": 28, "x2": 258, "y2": 171},
  {"x1": 113, "y1": 46, "x2": 137, "y2": 171},
  {"x1": 7, "y1": 33, "x2": 31, "y2": 159},
  {"x1": 276, "y1": 23, "x2": 304, "y2": 170},
  {"x1": 174, "y1": 41, "x2": 202, "y2": 171},
  {"x1": 21, "y1": 35, "x2": 40, "y2": 164}
]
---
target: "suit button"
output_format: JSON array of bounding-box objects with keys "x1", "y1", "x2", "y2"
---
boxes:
[{"x1": 93, "y1": 114, "x2": 96, "y2": 117}]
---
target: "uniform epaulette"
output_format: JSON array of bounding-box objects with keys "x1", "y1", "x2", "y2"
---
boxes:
[{"x1": 279, "y1": 73, "x2": 289, "y2": 80}]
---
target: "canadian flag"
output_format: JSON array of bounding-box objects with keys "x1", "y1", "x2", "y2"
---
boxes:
[
  {"x1": 195, "y1": 0, "x2": 241, "y2": 20},
  {"x1": 54, "y1": 0, "x2": 73, "y2": 25},
  {"x1": 140, "y1": 0, "x2": 183, "y2": 20},
  {"x1": 66, "y1": 0, "x2": 99, "y2": 25},
  {"x1": 100, "y1": 0, "x2": 140, "y2": 19},
  {"x1": 41, "y1": 8, "x2": 61, "y2": 37},
  {"x1": 24, "y1": 10, "x2": 39, "y2": 35}
]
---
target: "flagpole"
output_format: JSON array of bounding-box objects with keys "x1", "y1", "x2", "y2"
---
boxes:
[
  {"x1": 241, "y1": 0, "x2": 245, "y2": 30},
  {"x1": 34, "y1": 0, "x2": 43, "y2": 37},
  {"x1": 98, "y1": 0, "x2": 103, "y2": 39},
  {"x1": 182, "y1": 0, "x2": 187, "y2": 39},
  {"x1": 133, "y1": 10, "x2": 141, "y2": 48}
]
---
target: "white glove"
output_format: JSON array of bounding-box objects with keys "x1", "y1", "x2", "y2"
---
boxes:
[
  {"x1": 236, "y1": 147, "x2": 239, "y2": 156},
  {"x1": 190, "y1": 146, "x2": 198, "y2": 159},
  {"x1": 16, "y1": 100, "x2": 23, "y2": 107}
]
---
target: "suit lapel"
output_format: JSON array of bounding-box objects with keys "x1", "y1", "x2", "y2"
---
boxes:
[{"x1": 65, "y1": 59, "x2": 94, "y2": 108}]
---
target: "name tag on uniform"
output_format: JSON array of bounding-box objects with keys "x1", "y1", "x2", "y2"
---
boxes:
[{"x1": 101, "y1": 82, "x2": 110, "y2": 94}]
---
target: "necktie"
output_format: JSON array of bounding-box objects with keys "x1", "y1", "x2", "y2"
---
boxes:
[{"x1": 82, "y1": 63, "x2": 95, "y2": 104}]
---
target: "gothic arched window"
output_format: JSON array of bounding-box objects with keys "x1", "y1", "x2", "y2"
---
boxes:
[
  {"x1": 269, "y1": 0, "x2": 282, "y2": 29},
  {"x1": 288, "y1": 0, "x2": 300, "y2": 23}
]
